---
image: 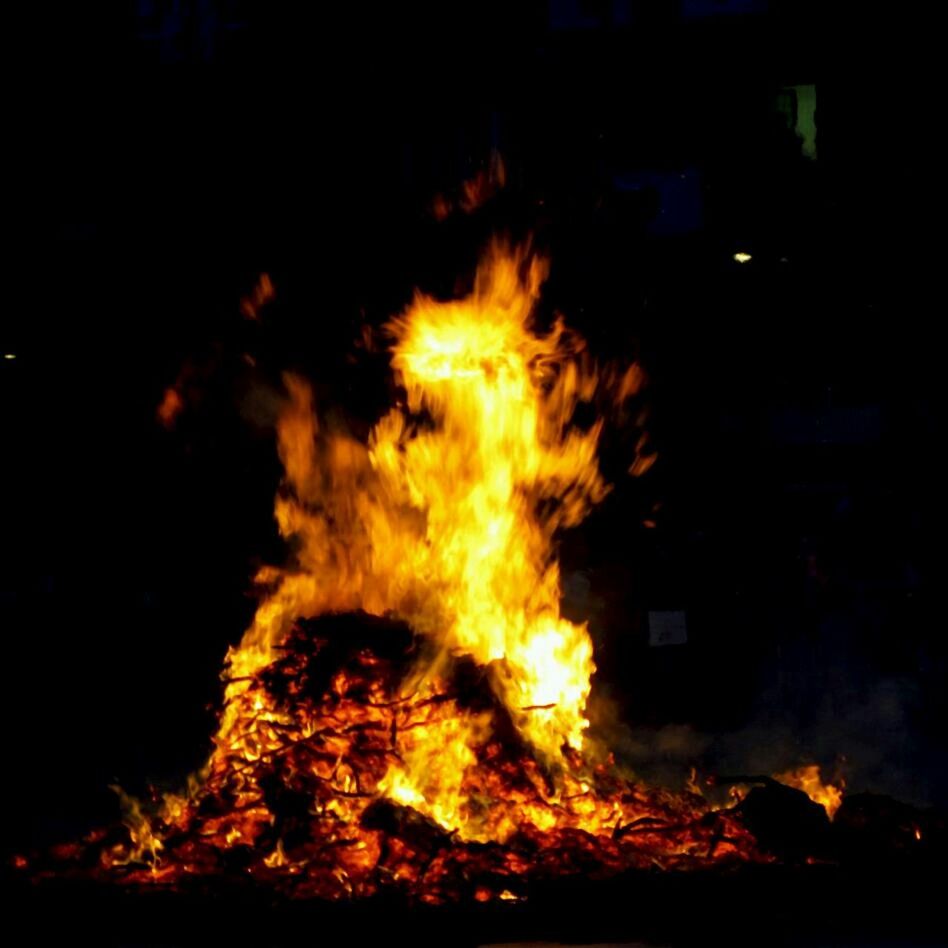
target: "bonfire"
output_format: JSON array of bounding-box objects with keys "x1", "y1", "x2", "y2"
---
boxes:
[{"x1": 25, "y1": 242, "x2": 854, "y2": 903}]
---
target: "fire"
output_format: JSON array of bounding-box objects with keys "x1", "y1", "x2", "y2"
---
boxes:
[
  {"x1": 239, "y1": 272, "x2": 275, "y2": 321},
  {"x1": 29, "y1": 242, "x2": 766, "y2": 900},
  {"x1": 433, "y1": 151, "x2": 506, "y2": 219},
  {"x1": 225, "y1": 242, "x2": 604, "y2": 782},
  {"x1": 156, "y1": 386, "x2": 184, "y2": 428},
  {"x1": 459, "y1": 152, "x2": 506, "y2": 213},
  {"x1": 773, "y1": 765, "x2": 844, "y2": 820}
]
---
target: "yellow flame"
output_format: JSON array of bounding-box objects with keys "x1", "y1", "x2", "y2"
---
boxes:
[
  {"x1": 107, "y1": 785, "x2": 163, "y2": 868},
  {"x1": 217, "y1": 242, "x2": 611, "y2": 832},
  {"x1": 263, "y1": 839, "x2": 288, "y2": 868},
  {"x1": 378, "y1": 710, "x2": 492, "y2": 834},
  {"x1": 773, "y1": 765, "x2": 844, "y2": 820}
]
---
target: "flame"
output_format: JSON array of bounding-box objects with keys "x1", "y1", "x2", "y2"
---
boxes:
[
  {"x1": 106, "y1": 786, "x2": 164, "y2": 868},
  {"x1": 240, "y1": 272, "x2": 275, "y2": 321},
  {"x1": 459, "y1": 152, "x2": 506, "y2": 213},
  {"x1": 773, "y1": 765, "x2": 844, "y2": 820},
  {"x1": 224, "y1": 242, "x2": 605, "y2": 788},
  {"x1": 212, "y1": 242, "x2": 610, "y2": 844},
  {"x1": 432, "y1": 152, "x2": 506, "y2": 220},
  {"x1": 156, "y1": 387, "x2": 184, "y2": 428}
]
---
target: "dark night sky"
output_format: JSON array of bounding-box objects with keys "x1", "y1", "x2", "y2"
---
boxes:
[{"x1": 2, "y1": 2, "x2": 941, "y2": 855}]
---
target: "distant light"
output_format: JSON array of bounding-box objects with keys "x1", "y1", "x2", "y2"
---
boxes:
[
  {"x1": 3, "y1": 353, "x2": 15, "y2": 360},
  {"x1": 733, "y1": 252, "x2": 752, "y2": 264}
]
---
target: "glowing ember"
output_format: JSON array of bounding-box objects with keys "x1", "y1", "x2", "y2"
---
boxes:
[{"x1": 28, "y1": 242, "x2": 768, "y2": 901}]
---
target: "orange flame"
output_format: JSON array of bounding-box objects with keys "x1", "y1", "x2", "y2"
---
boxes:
[
  {"x1": 459, "y1": 152, "x2": 506, "y2": 213},
  {"x1": 240, "y1": 272, "x2": 275, "y2": 321},
  {"x1": 221, "y1": 243, "x2": 607, "y2": 831},
  {"x1": 773, "y1": 765, "x2": 844, "y2": 820},
  {"x1": 432, "y1": 152, "x2": 506, "y2": 220},
  {"x1": 156, "y1": 387, "x2": 184, "y2": 428}
]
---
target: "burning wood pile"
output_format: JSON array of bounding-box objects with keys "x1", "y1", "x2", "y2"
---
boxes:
[
  {"x1": 21, "y1": 242, "x2": 877, "y2": 903},
  {"x1": 73, "y1": 612, "x2": 761, "y2": 902}
]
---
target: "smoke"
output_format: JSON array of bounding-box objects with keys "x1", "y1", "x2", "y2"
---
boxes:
[{"x1": 588, "y1": 673, "x2": 934, "y2": 807}]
